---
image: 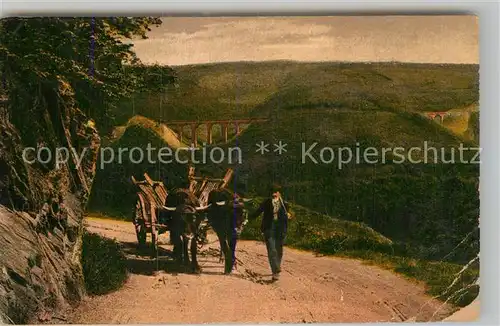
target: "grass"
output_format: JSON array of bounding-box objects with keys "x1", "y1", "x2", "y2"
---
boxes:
[
  {"x1": 341, "y1": 251, "x2": 479, "y2": 307},
  {"x1": 241, "y1": 198, "x2": 394, "y2": 252},
  {"x1": 81, "y1": 231, "x2": 128, "y2": 295},
  {"x1": 440, "y1": 103, "x2": 479, "y2": 140},
  {"x1": 83, "y1": 204, "x2": 478, "y2": 308},
  {"x1": 466, "y1": 111, "x2": 479, "y2": 142},
  {"x1": 106, "y1": 115, "x2": 185, "y2": 149}
]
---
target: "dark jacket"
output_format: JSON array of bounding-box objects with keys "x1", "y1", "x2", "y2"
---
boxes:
[{"x1": 249, "y1": 197, "x2": 289, "y2": 233}]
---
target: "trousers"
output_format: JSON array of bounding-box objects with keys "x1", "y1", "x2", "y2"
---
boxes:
[{"x1": 263, "y1": 220, "x2": 285, "y2": 274}]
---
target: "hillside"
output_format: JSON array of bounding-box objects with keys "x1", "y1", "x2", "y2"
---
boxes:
[
  {"x1": 95, "y1": 61, "x2": 479, "y2": 263},
  {"x1": 107, "y1": 115, "x2": 186, "y2": 148},
  {"x1": 112, "y1": 61, "x2": 479, "y2": 126},
  {"x1": 439, "y1": 103, "x2": 479, "y2": 140},
  {"x1": 216, "y1": 109, "x2": 479, "y2": 262},
  {"x1": 88, "y1": 61, "x2": 479, "y2": 308},
  {"x1": 88, "y1": 124, "x2": 191, "y2": 217}
]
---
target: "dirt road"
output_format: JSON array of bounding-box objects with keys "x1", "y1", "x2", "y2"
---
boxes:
[{"x1": 65, "y1": 217, "x2": 455, "y2": 324}]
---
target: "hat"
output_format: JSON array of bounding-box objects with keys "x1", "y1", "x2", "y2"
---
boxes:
[{"x1": 268, "y1": 183, "x2": 282, "y2": 195}]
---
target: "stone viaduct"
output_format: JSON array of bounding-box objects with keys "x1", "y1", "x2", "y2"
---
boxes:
[
  {"x1": 424, "y1": 111, "x2": 472, "y2": 124},
  {"x1": 162, "y1": 118, "x2": 268, "y2": 147}
]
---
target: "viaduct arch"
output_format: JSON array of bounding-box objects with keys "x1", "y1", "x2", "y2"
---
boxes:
[
  {"x1": 162, "y1": 118, "x2": 268, "y2": 147},
  {"x1": 424, "y1": 111, "x2": 472, "y2": 124}
]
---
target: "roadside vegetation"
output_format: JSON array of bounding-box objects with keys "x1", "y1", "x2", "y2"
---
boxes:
[
  {"x1": 81, "y1": 231, "x2": 128, "y2": 295},
  {"x1": 241, "y1": 200, "x2": 479, "y2": 307}
]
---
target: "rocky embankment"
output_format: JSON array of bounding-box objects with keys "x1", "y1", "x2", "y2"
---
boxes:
[{"x1": 0, "y1": 100, "x2": 100, "y2": 324}]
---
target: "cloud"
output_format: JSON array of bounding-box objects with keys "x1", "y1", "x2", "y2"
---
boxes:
[{"x1": 132, "y1": 16, "x2": 478, "y2": 65}]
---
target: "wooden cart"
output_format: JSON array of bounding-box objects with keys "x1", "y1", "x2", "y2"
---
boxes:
[
  {"x1": 131, "y1": 173, "x2": 169, "y2": 257},
  {"x1": 188, "y1": 166, "x2": 233, "y2": 206},
  {"x1": 131, "y1": 168, "x2": 234, "y2": 258}
]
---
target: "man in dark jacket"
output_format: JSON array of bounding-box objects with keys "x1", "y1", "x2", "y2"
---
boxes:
[{"x1": 249, "y1": 184, "x2": 292, "y2": 281}]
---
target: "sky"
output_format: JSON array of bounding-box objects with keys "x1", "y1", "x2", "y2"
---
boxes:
[{"x1": 131, "y1": 16, "x2": 478, "y2": 66}]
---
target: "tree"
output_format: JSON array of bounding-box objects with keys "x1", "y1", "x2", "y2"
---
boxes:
[{"x1": 0, "y1": 17, "x2": 176, "y2": 140}]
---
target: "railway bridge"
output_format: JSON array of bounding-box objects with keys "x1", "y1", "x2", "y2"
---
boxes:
[{"x1": 161, "y1": 118, "x2": 268, "y2": 146}]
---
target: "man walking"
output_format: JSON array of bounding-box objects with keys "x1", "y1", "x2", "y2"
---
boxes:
[{"x1": 249, "y1": 184, "x2": 292, "y2": 281}]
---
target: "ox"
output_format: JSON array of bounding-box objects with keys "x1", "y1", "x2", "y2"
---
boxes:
[
  {"x1": 206, "y1": 188, "x2": 252, "y2": 274},
  {"x1": 163, "y1": 188, "x2": 210, "y2": 274}
]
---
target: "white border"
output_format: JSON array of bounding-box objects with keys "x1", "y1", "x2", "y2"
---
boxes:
[
  {"x1": 0, "y1": 0, "x2": 496, "y2": 15},
  {"x1": 0, "y1": 1, "x2": 498, "y2": 326}
]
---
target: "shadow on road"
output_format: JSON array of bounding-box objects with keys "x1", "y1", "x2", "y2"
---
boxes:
[
  {"x1": 117, "y1": 239, "x2": 277, "y2": 285},
  {"x1": 118, "y1": 241, "x2": 227, "y2": 276}
]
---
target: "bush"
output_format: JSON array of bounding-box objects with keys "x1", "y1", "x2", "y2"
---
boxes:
[
  {"x1": 81, "y1": 232, "x2": 128, "y2": 295},
  {"x1": 241, "y1": 199, "x2": 394, "y2": 254}
]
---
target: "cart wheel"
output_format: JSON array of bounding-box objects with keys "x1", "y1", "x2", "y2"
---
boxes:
[{"x1": 134, "y1": 199, "x2": 147, "y2": 247}]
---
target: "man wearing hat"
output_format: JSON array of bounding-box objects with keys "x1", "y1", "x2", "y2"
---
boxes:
[{"x1": 249, "y1": 184, "x2": 292, "y2": 281}]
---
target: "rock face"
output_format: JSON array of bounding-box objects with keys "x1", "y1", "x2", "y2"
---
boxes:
[
  {"x1": 0, "y1": 205, "x2": 84, "y2": 323},
  {"x1": 0, "y1": 98, "x2": 100, "y2": 324}
]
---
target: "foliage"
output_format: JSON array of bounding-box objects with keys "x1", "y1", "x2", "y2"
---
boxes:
[
  {"x1": 241, "y1": 198, "x2": 394, "y2": 253},
  {"x1": 0, "y1": 17, "x2": 176, "y2": 138},
  {"x1": 81, "y1": 231, "x2": 128, "y2": 295},
  {"x1": 466, "y1": 111, "x2": 480, "y2": 142}
]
